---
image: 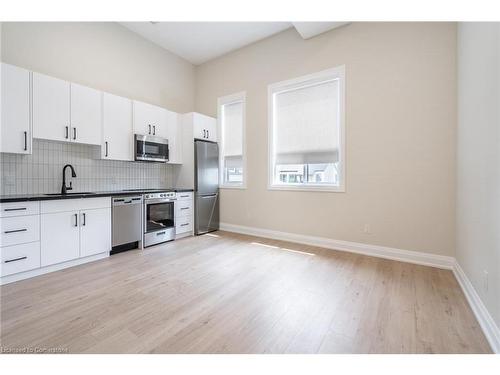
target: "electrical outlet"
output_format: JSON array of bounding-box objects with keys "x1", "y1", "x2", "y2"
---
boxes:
[
  {"x1": 363, "y1": 224, "x2": 371, "y2": 234},
  {"x1": 483, "y1": 270, "x2": 489, "y2": 292}
]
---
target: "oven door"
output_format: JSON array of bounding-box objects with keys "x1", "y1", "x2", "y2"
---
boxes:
[
  {"x1": 144, "y1": 200, "x2": 175, "y2": 234},
  {"x1": 135, "y1": 134, "x2": 169, "y2": 162}
]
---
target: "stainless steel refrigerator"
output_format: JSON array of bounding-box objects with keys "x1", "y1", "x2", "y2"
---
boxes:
[{"x1": 194, "y1": 139, "x2": 220, "y2": 235}]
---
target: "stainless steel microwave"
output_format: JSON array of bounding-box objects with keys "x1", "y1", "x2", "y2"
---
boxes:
[{"x1": 134, "y1": 134, "x2": 169, "y2": 163}]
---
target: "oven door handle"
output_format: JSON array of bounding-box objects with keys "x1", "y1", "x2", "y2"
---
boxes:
[{"x1": 145, "y1": 198, "x2": 176, "y2": 204}]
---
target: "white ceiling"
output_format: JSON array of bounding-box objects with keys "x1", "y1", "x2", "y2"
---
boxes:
[
  {"x1": 293, "y1": 22, "x2": 350, "y2": 39},
  {"x1": 120, "y1": 22, "x2": 350, "y2": 65},
  {"x1": 120, "y1": 22, "x2": 292, "y2": 65}
]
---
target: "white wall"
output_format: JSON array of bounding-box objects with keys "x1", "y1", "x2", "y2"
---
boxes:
[
  {"x1": 1, "y1": 22, "x2": 195, "y2": 113},
  {"x1": 457, "y1": 23, "x2": 500, "y2": 328},
  {"x1": 196, "y1": 23, "x2": 457, "y2": 256}
]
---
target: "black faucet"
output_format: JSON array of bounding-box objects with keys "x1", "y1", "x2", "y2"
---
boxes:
[{"x1": 61, "y1": 164, "x2": 77, "y2": 194}]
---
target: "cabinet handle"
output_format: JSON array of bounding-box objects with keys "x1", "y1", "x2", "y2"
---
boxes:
[
  {"x1": 180, "y1": 207, "x2": 189, "y2": 210},
  {"x1": 4, "y1": 256, "x2": 27, "y2": 264},
  {"x1": 82, "y1": 213, "x2": 86, "y2": 226},
  {"x1": 105, "y1": 141, "x2": 109, "y2": 157},
  {"x1": 74, "y1": 213, "x2": 78, "y2": 227},
  {"x1": 4, "y1": 207, "x2": 26, "y2": 212},
  {"x1": 153, "y1": 125, "x2": 156, "y2": 135},
  {"x1": 24, "y1": 131, "x2": 27, "y2": 151},
  {"x1": 180, "y1": 223, "x2": 189, "y2": 227},
  {"x1": 203, "y1": 129, "x2": 206, "y2": 138},
  {"x1": 180, "y1": 195, "x2": 189, "y2": 198},
  {"x1": 148, "y1": 124, "x2": 151, "y2": 134},
  {"x1": 4, "y1": 228, "x2": 28, "y2": 234},
  {"x1": 73, "y1": 127, "x2": 77, "y2": 140},
  {"x1": 65, "y1": 126, "x2": 69, "y2": 139},
  {"x1": 207, "y1": 130, "x2": 209, "y2": 139}
]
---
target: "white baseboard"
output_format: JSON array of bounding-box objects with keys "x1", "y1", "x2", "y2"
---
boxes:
[
  {"x1": 219, "y1": 223, "x2": 454, "y2": 269},
  {"x1": 220, "y1": 222, "x2": 499, "y2": 353},
  {"x1": 452, "y1": 261, "x2": 500, "y2": 353},
  {"x1": 0, "y1": 252, "x2": 109, "y2": 285}
]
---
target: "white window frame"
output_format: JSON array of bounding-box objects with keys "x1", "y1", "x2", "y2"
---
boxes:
[
  {"x1": 267, "y1": 65, "x2": 346, "y2": 192},
  {"x1": 217, "y1": 91, "x2": 247, "y2": 189}
]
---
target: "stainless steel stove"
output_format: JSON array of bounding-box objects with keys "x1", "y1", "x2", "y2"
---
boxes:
[{"x1": 143, "y1": 191, "x2": 176, "y2": 247}]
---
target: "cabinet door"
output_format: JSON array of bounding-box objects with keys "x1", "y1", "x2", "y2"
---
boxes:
[
  {"x1": 41, "y1": 211, "x2": 80, "y2": 267},
  {"x1": 32, "y1": 72, "x2": 70, "y2": 142},
  {"x1": 203, "y1": 115, "x2": 217, "y2": 142},
  {"x1": 80, "y1": 207, "x2": 111, "y2": 258},
  {"x1": 193, "y1": 113, "x2": 217, "y2": 142},
  {"x1": 1, "y1": 63, "x2": 31, "y2": 154},
  {"x1": 133, "y1": 100, "x2": 162, "y2": 136},
  {"x1": 154, "y1": 108, "x2": 171, "y2": 139},
  {"x1": 193, "y1": 113, "x2": 206, "y2": 140},
  {"x1": 70, "y1": 83, "x2": 102, "y2": 145},
  {"x1": 102, "y1": 93, "x2": 133, "y2": 161},
  {"x1": 166, "y1": 111, "x2": 182, "y2": 164}
]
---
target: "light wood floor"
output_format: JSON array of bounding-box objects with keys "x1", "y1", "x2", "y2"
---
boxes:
[{"x1": 0, "y1": 231, "x2": 491, "y2": 354}]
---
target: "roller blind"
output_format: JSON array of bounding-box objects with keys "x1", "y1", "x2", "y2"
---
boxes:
[
  {"x1": 222, "y1": 101, "x2": 243, "y2": 157},
  {"x1": 274, "y1": 79, "x2": 339, "y2": 164}
]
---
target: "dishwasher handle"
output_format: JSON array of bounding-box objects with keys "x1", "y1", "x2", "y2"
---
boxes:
[{"x1": 112, "y1": 196, "x2": 143, "y2": 206}]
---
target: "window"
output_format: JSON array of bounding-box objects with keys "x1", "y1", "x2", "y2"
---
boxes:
[
  {"x1": 218, "y1": 92, "x2": 246, "y2": 188},
  {"x1": 268, "y1": 66, "x2": 345, "y2": 192}
]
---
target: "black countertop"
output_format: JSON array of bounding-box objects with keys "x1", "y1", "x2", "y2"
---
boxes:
[{"x1": 0, "y1": 188, "x2": 194, "y2": 203}]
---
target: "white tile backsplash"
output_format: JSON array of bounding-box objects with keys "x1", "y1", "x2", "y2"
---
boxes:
[{"x1": 0, "y1": 139, "x2": 173, "y2": 195}]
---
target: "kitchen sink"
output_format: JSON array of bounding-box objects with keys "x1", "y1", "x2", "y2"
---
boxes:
[{"x1": 44, "y1": 192, "x2": 97, "y2": 196}]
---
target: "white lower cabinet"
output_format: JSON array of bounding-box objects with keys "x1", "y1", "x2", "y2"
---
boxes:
[
  {"x1": 40, "y1": 198, "x2": 111, "y2": 267},
  {"x1": 174, "y1": 198, "x2": 193, "y2": 219},
  {"x1": 0, "y1": 215, "x2": 40, "y2": 247},
  {"x1": 41, "y1": 211, "x2": 80, "y2": 267},
  {"x1": 175, "y1": 216, "x2": 193, "y2": 235},
  {"x1": 175, "y1": 192, "x2": 193, "y2": 237},
  {"x1": 80, "y1": 208, "x2": 111, "y2": 258},
  {"x1": 0, "y1": 201, "x2": 41, "y2": 277},
  {"x1": 0, "y1": 242, "x2": 41, "y2": 277},
  {"x1": 0, "y1": 198, "x2": 111, "y2": 283}
]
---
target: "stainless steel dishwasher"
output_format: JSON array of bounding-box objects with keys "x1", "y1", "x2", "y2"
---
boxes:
[{"x1": 111, "y1": 195, "x2": 143, "y2": 254}]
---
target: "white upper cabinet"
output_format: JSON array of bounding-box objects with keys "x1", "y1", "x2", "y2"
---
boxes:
[
  {"x1": 102, "y1": 93, "x2": 133, "y2": 161},
  {"x1": 193, "y1": 112, "x2": 217, "y2": 142},
  {"x1": 133, "y1": 101, "x2": 183, "y2": 163},
  {"x1": 32, "y1": 72, "x2": 71, "y2": 142},
  {"x1": 166, "y1": 112, "x2": 182, "y2": 164},
  {"x1": 70, "y1": 83, "x2": 102, "y2": 145},
  {"x1": 4, "y1": 64, "x2": 181, "y2": 163},
  {"x1": 133, "y1": 100, "x2": 167, "y2": 138},
  {"x1": 33, "y1": 72, "x2": 102, "y2": 145},
  {"x1": 1, "y1": 63, "x2": 31, "y2": 154}
]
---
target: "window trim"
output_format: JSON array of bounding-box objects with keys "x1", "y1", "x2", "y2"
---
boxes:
[
  {"x1": 267, "y1": 66, "x2": 346, "y2": 193},
  {"x1": 217, "y1": 91, "x2": 247, "y2": 189}
]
